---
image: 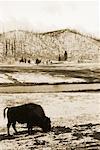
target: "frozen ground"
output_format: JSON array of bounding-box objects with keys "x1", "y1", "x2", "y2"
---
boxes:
[
  {"x1": 0, "y1": 62, "x2": 100, "y2": 149},
  {"x1": 0, "y1": 62, "x2": 100, "y2": 84},
  {"x1": 0, "y1": 74, "x2": 13, "y2": 83},
  {"x1": 5, "y1": 72, "x2": 86, "y2": 83},
  {"x1": 0, "y1": 92, "x2": 100, "y2": 149}
]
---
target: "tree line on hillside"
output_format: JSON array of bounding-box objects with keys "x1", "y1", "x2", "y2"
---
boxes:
[{"x1": 2, "y1": 38, "x2": 68, "y2": 64}]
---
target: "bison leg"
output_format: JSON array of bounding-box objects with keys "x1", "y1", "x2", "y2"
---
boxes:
[
  {"x1": 12, "y1": 123, "x2": 17, "y2": 134},
  {"x1": 7, "y1": 122, "x2": 11, "y2": 136},
  {"x1": 27, "y1": 123, "x2": 32, "y2": 135}
]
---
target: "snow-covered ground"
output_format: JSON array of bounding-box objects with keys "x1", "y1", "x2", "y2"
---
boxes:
[
  {"x1": 4, "y1": 72, "x2": 86, "y2": 83},
  {"x1": 0, "y1": 62, "x2": 100, "y2": 84},
  {"x1": 0, "y1": 92, "x2": 100, "y2": 128},
  {"x1": 0, "y1": 61, "x2": 100, "y2": 69},
  {"x1": 0, "y1": 74, "x2": 13, "y2": 83},
  {"x1": 0, "y1": 92, "x2": 100, "y2": 149},
  {"x1": 0, "y1": 62, "x2": 100, "y2": 149}
]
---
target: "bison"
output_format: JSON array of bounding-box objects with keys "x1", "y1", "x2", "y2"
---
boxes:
[
  {"x1": 35, "y1": 58, "x2": 41, "y2": 65},
  {"x1": 4, "y1": 103, "x2": 51, "y2": 135}
]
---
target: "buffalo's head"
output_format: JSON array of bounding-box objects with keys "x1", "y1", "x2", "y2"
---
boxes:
[{"x1": 42, "y1": 117, "x2": 51, "y2": 132}]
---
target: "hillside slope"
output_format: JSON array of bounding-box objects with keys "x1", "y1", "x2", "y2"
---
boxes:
[{"x1": 0, "y1": 29, "x2": 100, "y2": 63}]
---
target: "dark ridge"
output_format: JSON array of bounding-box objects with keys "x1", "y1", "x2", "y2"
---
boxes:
[
  {"x1": 73, "y1": 123, "x2": 100, "y2": 128},
  {"x1": 94, "y1": 38, "x2": 100, "y2": 42},
  {"x1": 61, "y1": 89, "x2": 100, "y2": 93},
  {"x1": 0, "y1": 82, "x2": 100, "y2": 87},
  {"x1": 41, "y1": 29, "x2": 67, "y2": 36}
]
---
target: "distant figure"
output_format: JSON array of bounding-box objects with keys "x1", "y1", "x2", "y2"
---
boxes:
[
  {"x1": 64, "y1": 51, "x2": 67, "y2": 61},
  {"x1": 36, "y1": 58, "x2": 41, "y2": 65},
  {"x1": 4, "y1": 103, "x2": 51, "y2": 135},
  {"x1": 19, "y1": 57, "x2": 24, "y2": 63},
  {"x1": 49, "y1": 60, "x2": 52, "y2": 64},
  {"x1": 46, "y1": 60, "x2": 48, "y2": 64},
  {"x1": 58, "y1": 54, "x2": 61, "y2": 61},
  {"x1": 24, "y1": 58, "x2": 26, "y2": 63},
  {"x1": 28, "y1": 59, "x2": 31, "y2": 64}
]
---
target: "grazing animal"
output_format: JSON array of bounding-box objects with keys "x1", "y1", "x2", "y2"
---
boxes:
[
  {"x1": 36, "y1": 58, "x2": 41, "y2": 65},
  {"x1": 4, "y1": 103, "x2": 51, "y2": 135},
  {"x1": 19, "y1": 57, "x2": 24, "y2": 63},
  {"x1": 28, "y1": 59, "x2": 31, "y2": 64}
]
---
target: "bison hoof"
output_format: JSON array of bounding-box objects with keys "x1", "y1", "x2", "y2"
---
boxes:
[
  {"x1": 8, "y1": 134, "x2": 12, "y2": 137},
  {"x1": 14, "y1": 132, "x2": 18, "y2": 135},
  {"x1": 28, "y1": 132, "x2": 32, "y2": 135}
]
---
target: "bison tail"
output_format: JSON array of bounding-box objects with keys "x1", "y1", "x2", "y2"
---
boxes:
[{"x1": 4, "y1": 107, "x2": 9, "y2": 118}]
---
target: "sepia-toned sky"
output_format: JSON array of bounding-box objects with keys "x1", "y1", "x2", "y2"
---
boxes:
[{"x1": 0, "y1": 0, "x2": 99, "y2": 38}]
